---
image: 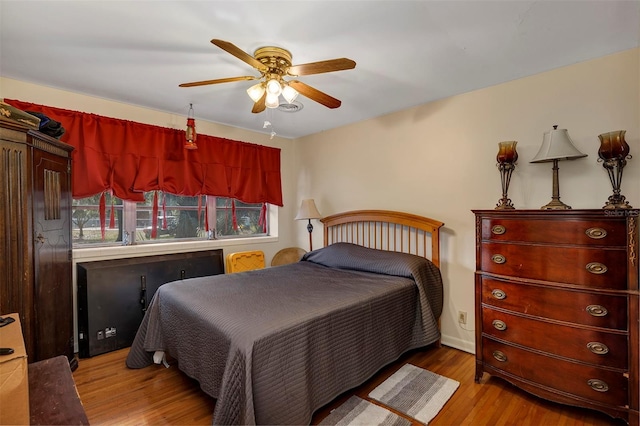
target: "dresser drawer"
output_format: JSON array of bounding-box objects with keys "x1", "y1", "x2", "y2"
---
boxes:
[
  {"x1": 480, "y1": 242, "x2": 627, "y2": 289},
  {"x1": 482, "y1": 338, "x2": 628, "y2": 407},
  {"x1": 481, "y1": 277, "x2": 628, "y2": 330},
  {"x1": 482, "y1": 307, "x2": 628, "y2": 369},
  {"x1": 481, "y1": 217, "x2": 627, "y2": 246}
]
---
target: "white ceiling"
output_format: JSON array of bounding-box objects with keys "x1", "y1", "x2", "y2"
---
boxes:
[{"x1": 1, "y1": 1, "x2": 638, "y2": 139}]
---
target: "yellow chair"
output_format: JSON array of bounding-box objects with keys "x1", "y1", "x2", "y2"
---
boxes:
[
  {"x1": 271, "y1": 247, "x2": 306, "y2": 267},
  {"x1": 226, "y1": 250, "x2": 265, "y2": 273}
]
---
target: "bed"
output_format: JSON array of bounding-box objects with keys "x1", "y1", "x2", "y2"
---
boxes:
[{"x1": 126, "y1": 210, "x2": 444, "y2": 425}]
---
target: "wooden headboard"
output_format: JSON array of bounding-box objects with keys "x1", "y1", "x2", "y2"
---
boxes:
[{"x1": 321, "y1": 210, "x2": 444, "y2": 268}]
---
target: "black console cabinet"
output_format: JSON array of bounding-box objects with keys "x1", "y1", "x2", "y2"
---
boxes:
[{"x1": 77, "y1": 249, "x2": 224, "y2": 357}]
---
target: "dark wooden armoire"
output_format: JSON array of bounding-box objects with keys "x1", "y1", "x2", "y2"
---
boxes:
[{"x1": 0, "y1": 120, "x2": 76, "y2": 369}]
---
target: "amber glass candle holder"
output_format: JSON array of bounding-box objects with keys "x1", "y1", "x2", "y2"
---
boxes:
[
  {"x1": 598, "y1": 130, "x2": 632, "y2": 209},
  {"x1": 496, "y1": 141, "x2": 518, "y2": 210}
]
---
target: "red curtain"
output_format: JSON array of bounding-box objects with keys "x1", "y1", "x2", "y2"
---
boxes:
[{"x1": 5, "y1": 99, "x2": 283, "y2": 206}]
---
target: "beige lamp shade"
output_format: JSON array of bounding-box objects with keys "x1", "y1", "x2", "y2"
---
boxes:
[
  {"x1": 530, "y1": 126, "x2": 587, "y2": 163},
  {"x1": 295, "y1": 199, "x2": 322, "y2": 220}
]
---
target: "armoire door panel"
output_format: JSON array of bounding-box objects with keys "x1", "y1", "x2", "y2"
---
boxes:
[{"x1": 32, "y1": 148, "x2": 73, "y2": 361}]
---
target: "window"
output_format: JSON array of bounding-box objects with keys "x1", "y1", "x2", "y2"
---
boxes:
[
  {"x1": 72, "y1": 193, "x2": 121, "y2": 244},
  {"x1": 72, "y1": 192, "x2": 268, "y2": 246}
]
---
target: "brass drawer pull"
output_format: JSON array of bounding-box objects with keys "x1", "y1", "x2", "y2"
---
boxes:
[
  {"x1": 492, "y1": 350, "x2": 507, "y2": 362},
  {"x1": 587, "y1": 342, "x2": 609, "y2": 355},
  {"x1": 586, "y1": 262, "x2": 607, "y2": 274},
  {"x1": 491, "y1": 225, "x2": 506, "y2": 235},
  {"x1": 587, "y1": 379, "x2": 609, "y2": 392},
  {"x1": 491, "y1": 289, "x2": 507, "y2": 300},
  {"x1": 586, "y1": 304, "x2": 608, "y2": 317},
  {"x1": 585, "y1": 227, "x2": 607, "y2": 239},
  {"x1": 491, "y1": 254, "x2": 506, "y2": 264},
  {"x1": 492, "y1": 320, "x2": 507, "y2": 331}
]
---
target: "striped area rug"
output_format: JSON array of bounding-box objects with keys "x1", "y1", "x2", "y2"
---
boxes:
[
  {"x1": 319, "y1": 396, "x2": 410, "y2": 426},
  {"x1": 369, "y1": 363, "x2": 459, "y2": 424},
  {"x1": 320, "y1": 364, "x2": 458, "y2": 425}
]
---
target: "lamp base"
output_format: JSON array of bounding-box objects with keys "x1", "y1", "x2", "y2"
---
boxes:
[
  {"x1": 603, "y1": 194, "x2": 633, "y2": 209},
  {"x1": 495, "y1": 197, "x2": 515, "y2": 210},
  {"x1": 540, "y1": 198, "x2": 572, "y2": 210},
  {"x1": 307, "y1": 220, "x2": 314, "y2": 251},
  {"x1": 540, "y1": 159, "x2": 571, "y2": 210},
  {"x1": 600, "y1": 156, "x2": 633, "y2": 209},
  {"x1": 495, "y1": 162, "x2": 516, "y2": 210}
]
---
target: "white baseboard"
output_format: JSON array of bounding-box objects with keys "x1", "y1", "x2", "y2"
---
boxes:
[{"x1": 440, "y1": 334, "x2": 475, "y2": 354}]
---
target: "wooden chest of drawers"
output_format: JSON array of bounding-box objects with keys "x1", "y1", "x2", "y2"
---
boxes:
[{"x1": 473, "y1": 210, "x2": 639, "y2": 425}]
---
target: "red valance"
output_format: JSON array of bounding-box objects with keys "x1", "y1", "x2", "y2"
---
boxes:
[{"x1": 5, "y1": 99, "x2": 283, "y2": 206}]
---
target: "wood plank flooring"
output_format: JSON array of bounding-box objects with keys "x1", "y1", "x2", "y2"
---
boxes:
[{"x1": 72, "y1": 345, "x2": 625, "y2": 425}]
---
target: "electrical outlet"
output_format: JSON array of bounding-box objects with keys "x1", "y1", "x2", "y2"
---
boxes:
[{"x1": 458, "y1": 310, "x2": 467, "y2": 325}]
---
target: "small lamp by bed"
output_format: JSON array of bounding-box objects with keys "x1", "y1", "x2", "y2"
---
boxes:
[{"x1": 295, "y1": 199, "x2": 322, "y2": 251}]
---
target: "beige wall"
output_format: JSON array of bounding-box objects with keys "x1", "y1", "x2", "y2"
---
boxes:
[
  {"x1": 2, "y1": 48, "x2": 638, "y2": 354},
  {"x1": 294, "y1": 48, "x2": 640, "y2": 352}
]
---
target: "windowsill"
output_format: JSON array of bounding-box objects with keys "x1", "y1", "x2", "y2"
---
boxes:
[{"x1": 72, "y1": 235, "x2": 278, "y2": 263}]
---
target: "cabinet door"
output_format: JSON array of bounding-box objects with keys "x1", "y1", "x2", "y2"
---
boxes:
[
  {"x1": 78, "y1": 262, "x2": 148, "y2": 358},
  {"x1": 32, "y1": 147, "x2": 73, "y2": 362},
  {"x1": 0, "y1": 139, "x2": 32, "y2": 335}
]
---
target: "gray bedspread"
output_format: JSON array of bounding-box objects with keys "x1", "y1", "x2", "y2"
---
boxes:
[{"x1": 126, "y1": 243, "x2": 443, "y2": 425}]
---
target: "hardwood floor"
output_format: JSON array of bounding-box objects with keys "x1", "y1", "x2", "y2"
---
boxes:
[{"x1": 73, "y1": 345, "x2": 625, "y2": 425}]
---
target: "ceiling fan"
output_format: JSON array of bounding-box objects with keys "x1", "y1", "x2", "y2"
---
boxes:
[{"x1": 179, "y1": 39, "x2": 356, "y2": 113}]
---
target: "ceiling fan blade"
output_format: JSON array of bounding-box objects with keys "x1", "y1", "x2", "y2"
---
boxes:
[
  {"x1": 288, "y1": 80, "x2": 341, "y2": 109},
  {"x1": 252, "y1": 92, "x2": 266, "y2": 114},
  {"x1": 287, "y1": 58, "x2": 356, "y2": 76},
  {"x1": 179, "y1": 76, "x2": 257, "y2": 87},
  {"x1": 211, "y1": 39, "x2": 268, "y2": 72}
]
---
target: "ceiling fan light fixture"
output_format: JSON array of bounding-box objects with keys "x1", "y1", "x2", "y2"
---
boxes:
[
  {"x1": 266, "y1": 79, "x2": 282, "y2": 97},
  {"x1": 180, "y1": 39, "x2": 356, "y2": 115},
  {"x1": 282, "y1": 85, "x2": 299, "y2": 104},
  {"x1": 246, "y1": 83, "x2": 265, "y2": 102},
  {"x1": 265, "y1": 93, "x2": 280, "y2": 109}
]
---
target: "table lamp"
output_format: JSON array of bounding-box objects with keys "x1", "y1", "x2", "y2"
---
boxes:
[
  {"x1": 530, "y1": 125, "x2": 587, "y2": 210},
  {"x1": 295, "y1": 199, "x2": 321, "y2": 251}
]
